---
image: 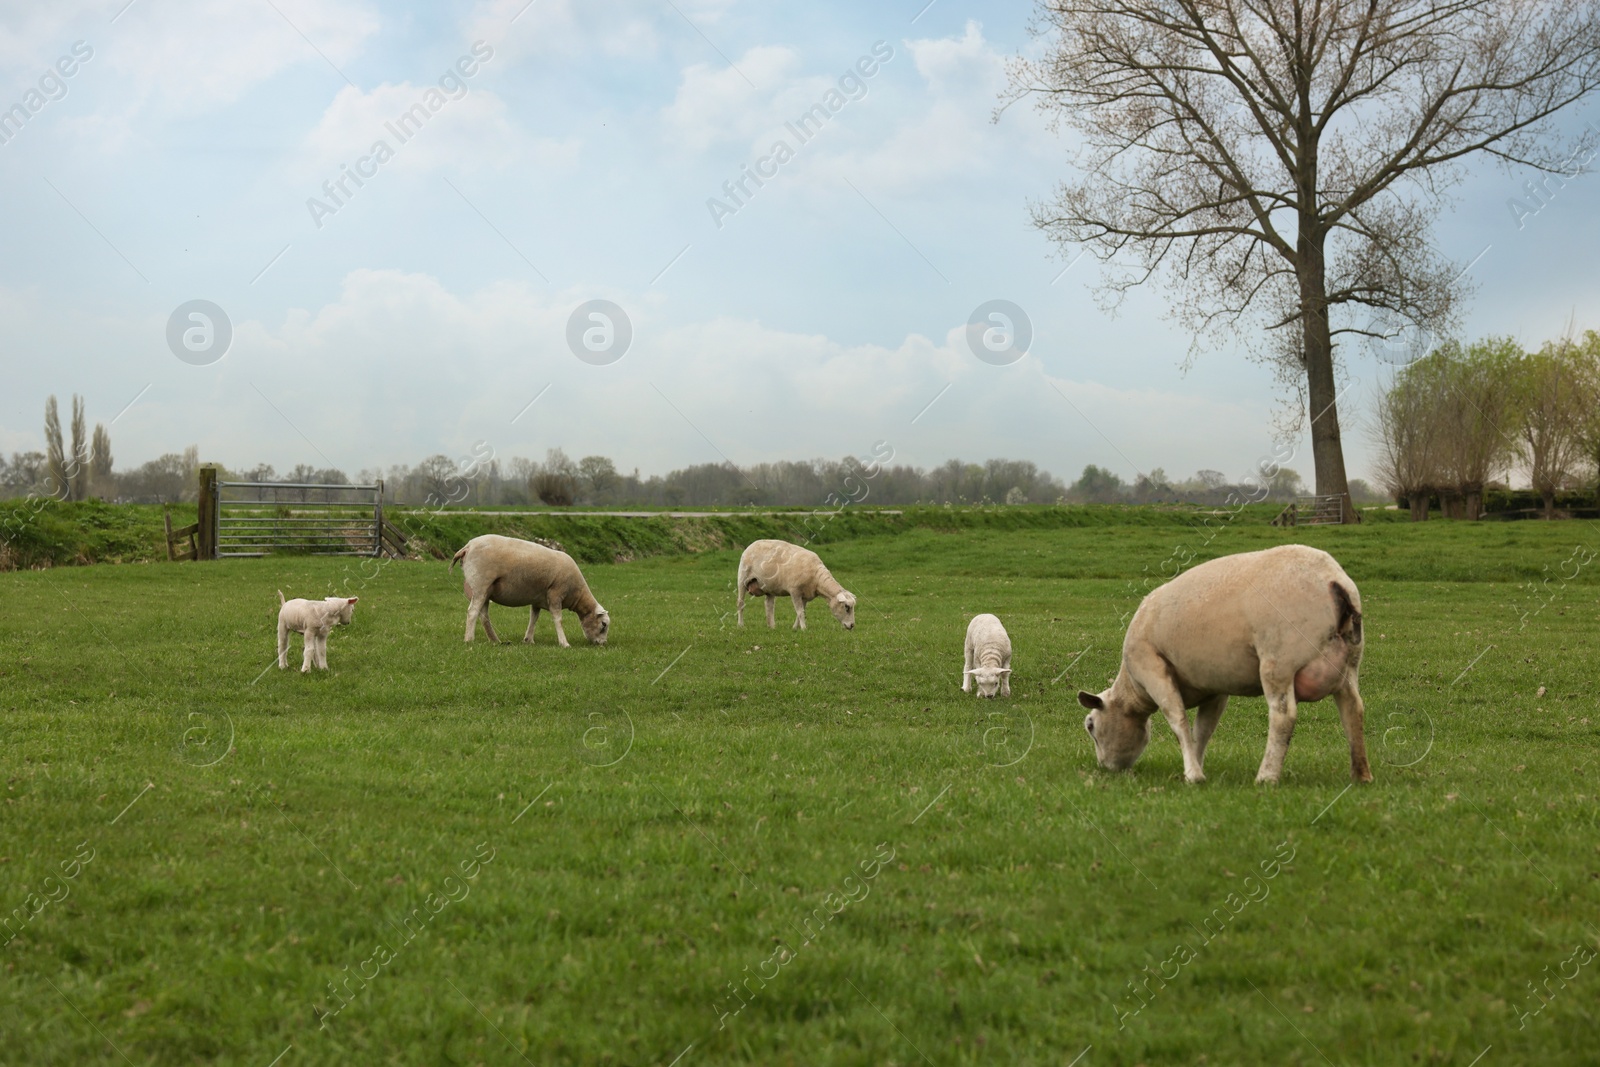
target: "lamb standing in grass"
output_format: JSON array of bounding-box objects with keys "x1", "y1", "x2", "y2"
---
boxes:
[
  {"x1": 962, "y1": 613, "x2": 1012, "y2": 697},
  {"x1": 1078, "y1": 544, "x2": 1370, "y2": 785},
  {"x1": 736, "y1": 539, "x2": 856, "y2": 630},
  {"x1": 277, "y1": 592, "x2": 358, "y2": 672},
  {"x1": 451, "y1": 534, "x2": 609, "y2": 646}
]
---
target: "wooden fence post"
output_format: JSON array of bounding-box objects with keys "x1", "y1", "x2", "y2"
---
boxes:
[
  {"x1": 197, "y1": 466, "x2": 218, "y2": 560},
  {"x1": 373, "y1": 479, "x2": 383, "y2": 558}
]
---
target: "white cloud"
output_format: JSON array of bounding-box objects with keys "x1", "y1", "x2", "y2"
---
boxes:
[
  {"x1": 108, "y1": 0, "x2": 378, "y2": 108},
  {"x1": 295, "y1": 78, "x2": 576, "y2": 180},
  {"x1": 463, "y1": 0, "x2": 659, "y2": 65},
  {"x1": 0, "y1": 269, "x2": 1297, "y2": 480},
  {"x1": 790, "y1": 21, "x2": 1054, "y2": 196},
  {"x1": 660, "y1": 46, "x2": 819, "y2": 153},
  {"x1": 3, "y1": 0, "x2": 379, "y2": 153}
]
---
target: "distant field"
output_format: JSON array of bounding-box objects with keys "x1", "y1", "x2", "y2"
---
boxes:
[{"x1": 2, "y1": 514, "x2": 1598, "y2": 1065}]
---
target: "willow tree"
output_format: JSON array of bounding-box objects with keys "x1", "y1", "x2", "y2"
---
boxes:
[
  {"x1": 1368, "y1": 366, "x2": 1442, "y2": 520},
  {"x1": 1520, "y1": 338, "x2": 1595, "y2": 517},
  {"x1": 1006, "y1": 0, "x2": 1600, "y2": 517}
]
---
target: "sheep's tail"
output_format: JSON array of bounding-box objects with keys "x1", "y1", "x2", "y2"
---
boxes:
[
  {"x1": 449, "y1": 545, "x2": 468, "y2": 572},
  {"x1": 1331, "y1": 582, "x2": 1362, "y2": 645},
  {"x1": 277, "y1": 589, "x2": 285, "y2": 605}
]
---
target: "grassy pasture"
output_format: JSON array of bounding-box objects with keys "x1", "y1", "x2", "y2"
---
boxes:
[{"x1": 2, "y1": 515, "x2": 1599, "y2": 1065}]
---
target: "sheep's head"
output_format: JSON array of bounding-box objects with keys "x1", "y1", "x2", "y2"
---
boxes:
[
  {"x1": 1078, "y1": 689, "x2": 1151, "y2": 770},
  {"x1": 309, "y1": 599, "x2": 347, "y2": 634},
  {"x1": 830, "y1": 590, "x2": 857, "y2": 630},
  {"x1": 323, "y1": 596, "x2": 358, "y2": 625},
  {"x1": 966, "y1": 666, "x2": 1010, "y2": 698},
  {"x1": 582, "y1": 605, "x2": 610, "y2": 645}
]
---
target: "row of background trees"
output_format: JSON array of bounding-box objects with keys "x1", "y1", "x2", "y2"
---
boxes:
[
  {"x1": 2, "y1": 396, "x2": 1341, "y2": 508},
  {"x1": 1370, "y1": 330, "x2": 1600, "y2": 519}
]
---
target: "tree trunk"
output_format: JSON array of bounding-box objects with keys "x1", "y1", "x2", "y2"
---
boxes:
[
  {"x1": 1542, "y1": 489, "x2": 1556, "y2": 519},
  {"x1": 1298, "y1": 233, "x2": 1353, "y2": 520},
  {"x1": 1408, "y1": 493, "x2": 1430, "y2": 522},
  {"x1": 1463, "y1": 484, "x2": 1483, "y2": 521}
]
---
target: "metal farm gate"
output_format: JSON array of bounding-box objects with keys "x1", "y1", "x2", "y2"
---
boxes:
[{"x1": 208, "y1": 477, "x2": 401, "y2": 558}]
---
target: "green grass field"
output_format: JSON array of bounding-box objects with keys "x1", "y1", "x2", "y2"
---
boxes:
[{"x1": 3, "y1": 514, "x2": 1599, "y2": 1065}]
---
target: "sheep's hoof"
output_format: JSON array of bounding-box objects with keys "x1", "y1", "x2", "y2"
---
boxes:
[{"x1": 1254, "y1": 774, "x2": 1280, "y2": 786}]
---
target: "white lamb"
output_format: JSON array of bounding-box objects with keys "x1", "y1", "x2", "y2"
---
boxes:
[
  {"x1": 962, "y1": 613, "x2": 1012, "y2": 697},
  {"x1": 736, "y1": 539, "x2": 856, "y2": 630},
  {"x1": 450, "y1": 534, "x2": 609, "y2": 646},
  {"x1": 277, "y1": 592, "x2": 358, "y2": 672}
]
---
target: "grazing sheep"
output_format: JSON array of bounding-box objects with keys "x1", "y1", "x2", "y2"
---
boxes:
[
  {"x1": 1079, "y1": 544, "x2": 1369, "y2": 785},
  {"x1": 450, "y1": 534, "x2": 609, "y2": 646},
  {"x1": 962, "y1": 613, "x2": 1012, "y2": 697},
  {"x1": 736, "y1": 539, "x2": 856, "y2": 631},
  {"x1": 277, "y1": 592, "x2": 358, "y2": 672}
]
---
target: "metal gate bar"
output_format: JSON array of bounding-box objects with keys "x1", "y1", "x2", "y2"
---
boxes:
[{"x1": 214, "y1": 480, "x2": 386, "y2": 558}]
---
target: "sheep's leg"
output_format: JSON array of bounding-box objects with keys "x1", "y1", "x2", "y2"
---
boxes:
[
  {"x1": 549, "y1": 603, "x2": 570, "y2": 647},
  {"x1": 1256, "y1": 666, "x2": 1300, "y2": 785},
  {"x1": 791, "y1": 593, "x2": 807, "y2": 630},
  {"x1": 523, "y1": 607, "x2": 541, "y2": 644},
  {"x1": 736, "y1": 574, "x2": 746, "y2": 627},
  {"x1": 277, "y1": 621, "x2": 290, "y2": 670},
  {"x1": 1333, "y1": 672, "x2": 1373, "y2": 783},
  {"x1": 1001, "y1": 654, "x2": 1011, "y2": 697},
  {"x1": 1137, "y1": 658, "x2": 1204, "y2": 782},
  {"x1": 962, "y1": 643, "x2": 973, "y2": 692},
  {"x1": 465, "y1": 590, "x2": 493, "y2": 643},
  {"x1": 765, "y1": 595, "x2": 776, "y2": 629},
  {"x1": 316, "y1": 628, "x2": 330, "y2": 670},
  {"x1": 1193, "y1": 694, "x2": 1228, "y2": 765},
  {"x1": 480, "y1": 607, "x2": 503, "y2": 644},
  {"x1": 300, "y1": 633, "x2": 316, "y2": 673}
]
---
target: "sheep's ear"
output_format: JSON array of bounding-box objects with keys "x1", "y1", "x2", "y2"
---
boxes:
[
  {"x1": 999, "y1": 668, "x2": 1012, "y2": 674},
  {"x1": 348, "y1": 597, "x2": 358, "y2": 604},
  {"x1": 1078, "y1": 691, "x2": 1104, "y2": 710}
]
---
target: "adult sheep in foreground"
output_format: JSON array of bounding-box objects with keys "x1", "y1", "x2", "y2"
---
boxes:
[
  {"x1": 450, "y1": 534, "x2": 609, "y2": 646},
  {"x1": 1079, "y1": 544, "x2": 1369, "y2": 785},
  {"x1": 736, "y1": 539, "x2": 856, "y2": 630},
  {"x1": 962, "y1": 613, "x2": 1012, "y2": 697}
]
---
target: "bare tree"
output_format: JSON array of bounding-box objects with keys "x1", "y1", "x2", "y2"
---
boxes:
[
  {"x1": 43, "y1": 396, "x2": 66, "y2": 500},
  {"x1": 90, "y1": 423, "x2": 113, "y2": 499},
  {"x1": 68, "y1": 395, "x2": 87, "y2": 501},
  {"x1": 534, "y1": 448, "x2": 580, "y2": 506},
  {"x1": 1519, "y1": 339, "x2": 1594, "y2": 517},
  {"x1": 414, "y1": 454, "x2": 462, "y2": 508},
  {"x1": 1006, "y1": 0, "x2": 1600, "y2": 519}
]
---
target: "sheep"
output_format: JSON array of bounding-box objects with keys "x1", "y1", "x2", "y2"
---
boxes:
[
  {"x1": 962, "y1": 613, "x2": 1012, "y2": 697},
  {"x1": 736, "y1": 539, "x2": 856, "y2": 630},
  {"x1": 277, "y1": 592, "x2": 358, "y2": 672},
  {"x1": 1078, "y1": 544, "x2": 1369, "y2": 785},
  {"x1": 450, "y1": 534, "x2": 609, "y2": 646}
]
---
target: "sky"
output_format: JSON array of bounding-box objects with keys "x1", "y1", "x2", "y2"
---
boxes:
[{"x1": 0, "y1": 0, "x2": 1597, "y2": 490}]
